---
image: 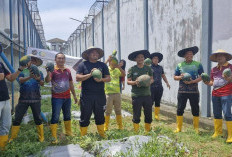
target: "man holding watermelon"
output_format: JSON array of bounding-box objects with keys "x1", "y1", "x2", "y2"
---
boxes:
[
  {"x1": 127, "y1": 50, "x2": 153, "y2": 133},
  {"x1": 76, "y1": 47, "x2": 110, "y2": 137},
  {"x1": 203, "y1": 49, "x2": 232, "y2": 143},
  {"x1": 45, "y1": 52, "x2": 77, "y2": 144},
  {"x1": 9, "y1": 56, "x2": 45, "y2": 143},
  {"x1": 174, "y1": 46, "x2": 204, "y2": 134}
]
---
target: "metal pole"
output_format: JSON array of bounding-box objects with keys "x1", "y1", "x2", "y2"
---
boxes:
[
  {"x1": 27, "y1": 13, "x2": 29, "y2": 47},
  {"x1": 116, "y1": 0, "x2": 121, "y2": 60},
  {"x1": 144, "y1": 0, "x2": 149, "y2": 50},
  {"x1": 101, "y1": 2, "x2": 105, "y2": 61},
  {"x1": 201, "y1": 0, "x2": 213, "y2": 117},
  {"x1": 18, "y1": 0, "x2": 21, "y2": 59},
  {"x1": 22, "y1": 0, "x2": 27, "y2": 55},
  {"x1": 79, "y1": 34, "x2": 82, "y2": 57},
  {"x1": 85, "y1": 27, "x2": 87, "y2": 50},
  {"x1": 76, "y1": 34, "x2": 78, "y2": 57},
  {"x1": 92, "y1": 18, "x2": 95, "y2": 46},
  {"x1": 9, "y1": 0, "x2": 15, "y2": 111}
]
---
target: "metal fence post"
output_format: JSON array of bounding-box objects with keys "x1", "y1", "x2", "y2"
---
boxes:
[
  {"x1": 101, "y1": 4, "x2": 105, "y2": 61},
  {"x1": 9, "y1": 0, "x2": 15, "y2": 111},
  {"x1": 116, "y1": 0, "x2": 121, "y2": 60},
  {"x1": 92, "y1": 18, "x2": 95, "y2": 46},
  {"x1": 201, "y1": 0, "x2": 213, "y2": 117},
  {"x1": 144, "y1": 0, "x2": 149, "y2": 50}
]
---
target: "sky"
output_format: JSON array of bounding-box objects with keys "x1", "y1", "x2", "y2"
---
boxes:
[{"x1": 37, "y1": 0, "x2": 96, "y2": 42}]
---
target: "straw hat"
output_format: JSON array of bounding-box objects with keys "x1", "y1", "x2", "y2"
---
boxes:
[
  {"x1": 82, "y1": 46, "x2": 104, "y2": 60},
  {"x1": 210, "y1": 49, "x2": 232, "y2": 62}
]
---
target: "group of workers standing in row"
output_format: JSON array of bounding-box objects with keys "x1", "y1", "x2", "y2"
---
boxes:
[{"x1": 0, "y1": 45, "x2": 232, "y2": 151}]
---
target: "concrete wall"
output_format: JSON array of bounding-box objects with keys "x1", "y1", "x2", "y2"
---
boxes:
[
  {"x1": 148, "y1": 0, "x2": 202, "y2": 105},
  {"x1": 71, "y1": 0, "x2": 203, "y2": 107}
]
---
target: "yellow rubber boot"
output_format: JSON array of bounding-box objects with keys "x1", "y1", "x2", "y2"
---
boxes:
[
  {"x1": 212, "y1": 119, "x2": 223, "y2": 138},
  {"x1": 154, "y1": 107, "x2": 160, "y2": 120},
  {"x1": 116, "y1": 115, "x2": 123, "y2": 130},
  {"x1": 0, "y1": 135, "x2": 8, "y2": 151},
  {"x1": 9, "y1": 126, "x2": 20, "y2": 143},
  {"x1": 174, "y1": 116, "x2": 183, "y2": 133},
  {"x1": 50, "y1": 124, "x2": 58, "y2": 144},
  {"x1": 226, "y1": 121, "x2": 232, "y2": 143},
  {"x1": 80, "y1": 127, "x2": 88, "y2": 136},
  {"x1": 104, "y1": 116, "x2": 110, "y2": 131},
  {"x1": 97, "y1": 124, "x2": 105, "y2": 138},
  {"x1": 36, "y1": 124, "x2": 44, "y2": 142},
  {"x1": 193, "y1": 116, "x2": 199, "y2": 134},
  {"x1": 133, "y1": 123, "x2": 140, "y2": 132},
  {"x1": 64, "y1": 120, "x2": 73, "y2": 136},
  {"x1": 145, "y1": 123, "x2": 151, "y2": 134}
]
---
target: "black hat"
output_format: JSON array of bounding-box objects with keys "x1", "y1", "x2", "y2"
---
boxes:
[
  {"x1": 128, "y1": 50, "x2": 150, "y2": 61},
  {"x1": 82, "y1": 46, "x2": 104, "y2": 60},
  {"x1": 177, "y1": 46, "x2": 199, "y2": 57},
  {"x1": 150, "y1": 52, "x2": 163, "y2": 63}
]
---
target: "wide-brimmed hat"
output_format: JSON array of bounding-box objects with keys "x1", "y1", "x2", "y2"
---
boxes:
[
  {"x1": 28, "y1": 54, "x2": 43, "y2": 66},
  {"x1": 128, "y1": 50, "x2": 150, "y2": 61},
  {"x1": 150, "y1": 52, "x2": 163, "y2": 63},
  {"x1": 210, "y1": 49, "x2": 232, "y2": 62},
  {"x1": 178, "y1": 46, "x2": 199, "y2": 57},
  {"x1": 82, "y1": 46, "x2": 104, "y2": 60}
]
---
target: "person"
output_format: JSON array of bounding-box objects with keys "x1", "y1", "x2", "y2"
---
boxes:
[
  {"x1": 203, "y1": 49, "x2": 232, "y2": 143},
  {"x1": 174, "y1": 46, "x2": 204, "y2": 133},
  {"x1": 150, "y1": 52, "x2": 170, "y2": 120},
  {"x1": 9, "y1": 56, "x2": 45, "y2": 143},
  {"x1": 45, "y1": 52, "x2": 77, "y2": 144},
  {"x1": 76, "y1": 47, "x2": 110, "y2": 137},
  {"x1": 127, "y1": 50, "x2": 153, "y2": 133},
  {"x1": 0, "y1": 61, "x2": 25, "y2": 150},
  {"x1": 104, "y1": 55, "x2": 125, "y2": 131},
  {"x1": 119, "y1": 59, "x2": 126, "y2": 91}
]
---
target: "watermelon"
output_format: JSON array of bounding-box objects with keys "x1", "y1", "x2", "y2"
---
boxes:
[
  {"x1": 112, "y1": 50, "x2": 117, "y2": 57},
  {"x1": 111, "y1": 56, "x2": 118, "y2": 64},
  {"x1": 29, "y1": 64, "x2": 40, "y2": 77},
  {"x1": 92, "y1": 69, "x2": 102, "y2": 80},
  {"x1": 19, "y1": 55, "x2": 31, "y2": 66},
  {"x1": 137, "y1": 74, "x2": 151, "y2": 87},
  {"x1": 144, "y1": 58, "x2": 152, "y2": 66},
  {"x1": 45, "y1": 62, "x2": 54, "y2": 72},
  {"x1": 182, "y1": 73, "x2": 191, "y2": 81},
  {"x1": 223, "y1": 68, "x2": 231, "y2": 77},
  {"x1": 201, "y1": 73, "x2": 210, "y2": 82}
]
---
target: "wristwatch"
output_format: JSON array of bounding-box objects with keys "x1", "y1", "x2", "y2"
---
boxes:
[{"x1": 18, "y1": 68, "x2": 23, "y2": 72}]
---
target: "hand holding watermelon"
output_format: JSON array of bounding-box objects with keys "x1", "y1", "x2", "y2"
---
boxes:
[
  {"x1": 223, "y1": 68, "x2": 232, "y2": 82},
  {"x1": 182, "y1": 73, "x2": 193, "y2": 84}
]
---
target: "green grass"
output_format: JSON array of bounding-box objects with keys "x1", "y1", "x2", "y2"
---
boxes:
[{"x1": 2, "y1": 93, "x2": 232, "y2": 156}]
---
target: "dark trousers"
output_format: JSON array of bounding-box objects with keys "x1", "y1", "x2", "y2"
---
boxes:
[
  {"x1": 132, "y1": 96, "x2": 152, "y2": 124},
  {"x1": 79, "y1": 94, "x2": 106, "y2": 127},
  {"x1": 177, "y1": 93, "x2": 199, "y2": 116},
  {"x1": 151, "y1": 86, "x2": 163, "y2": 107},
  {"x1": 13, "y1": 102, "x2": 42, "y2": 126},
  {"x1": 51, "y1": 98, "x2": 71, "y2": 124}
]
